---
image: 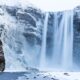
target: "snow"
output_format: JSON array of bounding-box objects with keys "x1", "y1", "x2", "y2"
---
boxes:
[{"x1": 16, "y1": 72, "x2": 80, "y2": 80}]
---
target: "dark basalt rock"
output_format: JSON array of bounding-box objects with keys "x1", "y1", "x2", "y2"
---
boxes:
[{"x1": 0, "y1": 40, "x2": 5, "y2": 72}]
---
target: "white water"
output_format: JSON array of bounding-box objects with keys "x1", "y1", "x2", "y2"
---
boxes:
[
  {"x1": 62, "y1": 11, "x2": 73, "y2": 69},
  {"x1": 52, "y1": 12, "x2": 63, "y2": 66},
  {"x1": 40, "y1": 13, "x2": 49, "y2": 69},
  {"x1": 40, "y1": 10, "x2": 74, "y2": 71},
  {"x1": 52, "y1": 10, "x2": 73, "y2": 70}
]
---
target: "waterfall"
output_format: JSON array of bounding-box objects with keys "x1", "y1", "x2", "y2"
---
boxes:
[
  {"x1": 1, "y1": 8, "x2": 74, "y2": 71},
  {"x1": 62, "y1": 11, "x2": 73, "y2": 69},
  {"x1": 40, "y1": 13, "x2": 49, "y2": 69},
  {"x1": 39, "y1": 10, "x2": 73, "y2": 71},
  {"x1": 52, "y1": 12, "x2": 63, "y2": 66},
  {"x1": 52, "y1": 10, "x2": 73, "y2": 70}
]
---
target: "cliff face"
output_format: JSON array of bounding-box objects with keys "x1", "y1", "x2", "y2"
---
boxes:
[
  {"x1": 2, "y1": 5, "x2": 44, "y2": 45},
  {"x1": 73, "y1": 6, "x2": 80, "y2": 66},
  {"x1": 0, "y1": 5, "x2": 45, "y2": 71},
  {"x1": 0, "y1": 16, "x2": 5, "y2": 71}
]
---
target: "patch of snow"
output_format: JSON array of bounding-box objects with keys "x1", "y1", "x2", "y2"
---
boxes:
[{"x1": 16, "y1": 72, "x2": 80, "y2": 80}]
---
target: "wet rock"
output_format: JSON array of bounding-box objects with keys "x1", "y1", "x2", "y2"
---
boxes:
[
  {"x1": 0, "y1": 40, "x2": 5, "y2": 71},
  {"x1": 33, "y1": 76, "x2": 36, "y2": 79},
  {"x1": 64, "y1": 73, "x2": 70, "y2": 76}
]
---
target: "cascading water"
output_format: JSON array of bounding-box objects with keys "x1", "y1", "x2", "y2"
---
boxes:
[
  {"x1": 52, "y1": 11, "x2": 73, "y2": 70},
  {"x1": 52, "y1": 12, "x2": 63, "y2": 66},
  {"x1": 61, "y1": 11, "x2": 73, "y2": 69},
  {"x1": 40, "y1": 10, "x2": 73, "y2": 71},
  {"x1": 40, "y1": 13, "x2": 49, "y2": 69},
  {"x1": 53, "y1": 10, "x2": 73, "y2": 71}
]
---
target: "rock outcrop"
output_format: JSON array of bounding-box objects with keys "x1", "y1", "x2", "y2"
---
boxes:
[{"x1": 0, "y1": 4, "x2": 44, "y2": 71}]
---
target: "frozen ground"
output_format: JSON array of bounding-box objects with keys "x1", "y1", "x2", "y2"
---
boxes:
[{"x1": 0, "y1": 72, "x2": 80, "y2": 80}]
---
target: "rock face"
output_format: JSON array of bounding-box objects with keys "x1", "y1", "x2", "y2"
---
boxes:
[
  {"x1": 0, "y1": 5, "x2": 44, "y2": 71},
  {"x1": 73, "y1": 6, "x2": 80, "y2": 66},
  {"x1": 0, "y1": 19, "x2": 5, "y2": 71},
  {"x1": 0, "y1": 40, "x2": 5, "y2": 71}
]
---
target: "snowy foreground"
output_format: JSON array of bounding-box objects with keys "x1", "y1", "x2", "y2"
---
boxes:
[{"x1": 0, "y1": 72, "x2": 80, "y2": 80}]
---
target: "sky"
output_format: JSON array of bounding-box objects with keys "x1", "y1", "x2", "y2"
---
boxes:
[{"x1": 0, "y1": 0, "x2": 80, "y2": 11}]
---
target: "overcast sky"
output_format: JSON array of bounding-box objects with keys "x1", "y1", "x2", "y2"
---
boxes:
[{"x1": 0, "y1": 0, "x2": 80, "y2": 11}]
